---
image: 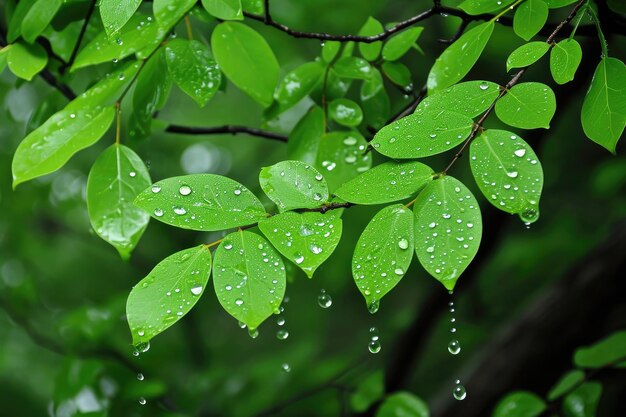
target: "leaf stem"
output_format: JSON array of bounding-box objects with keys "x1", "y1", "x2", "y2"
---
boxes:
[
  {"x1": 115, "y1": 102, "x2": 122, "y2": 144},
  {"x1": 586, "y1": 5, "x2": 609, "y2": 58},
  {"x1": 490, "y1": 0, "x2": 524, "y2": 23},
  {"x1": 184, "y1": 15, "x2": 194, "y2": 40}
]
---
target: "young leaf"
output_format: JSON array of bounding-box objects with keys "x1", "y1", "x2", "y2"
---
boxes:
[
  {"x1": 495, "y1": 82, "x2": 556, "y2": 129},
  {"x1": 322, "y1": 41, "x2": 341, "y2": 63},
  {"x1": 333, "y1": 56, "x2": 374, "y2": 80},
  {"x1": 287, "y1": 106, "x2": 324, "y2": 164},
  {"x1": 87, "y1": 144, "x2": 152, "y2": 260},
  {"x1": 21, "y1": 0, "x2": 62, "y2": 43},
  {"x1": 470, "y1": 130, "x2": 543, "y2": 223},
  {"x1": 258, "y1": 211, "x2": 342, "y2": 278},
  {"x1": 213, "y1": 231, "x2": 286, "y2": 330},
  {"x1": 506, "y1": 41, "x2": 550, "y2": 72},
  {"x1": 573, "y1": 330, "x2": 626, "y2": 368},
  {"x1": 12, "y1": 106, "x2": 115, "y2": 188},
  {"x1": 548, "y1": 371, "x2": 585, "y2": 401},
  {"x1": 550, "y1": 39, "x2": 582, "y2": 84},
  {"x1": 275, "y1": 61, "x2": 325, "y2": 112},
  {"x1": 513, "y1": 0, "x2": 549, "y2": 41},
  {"x1": 414, "y1": 176, "x2": 482, "y2": 291},
  {"x1": 316, "y1": 131, "x2": 372, "y2": 192},
  {"x1": 211, "y1": 22, "x2": 279, "y2": 107},
  {"x1": 382, "y1": 27, "x2": 423, "y2": 61},
  {"x1": 259, "y1": 161, "x2": 329, "y2": 211},
  {"x1": 358, "y1": 17, "x2": 384, "y2": 61},
  {"x1": 7, "y1": 0, "x2": 37, "y2": 42},
  {"x1": 493, "y1": 392, "x2": 546, "y2": 417},
  {"x1": 335, "y1": 161, "x2": 434, "y2": 205},
  {"x1": 6, "y1": 42, "x2": 47, "y2": 81},
  {"x1": 130, "y1": 49, "x2": 172, "y2": 139},
  {"x1": 126, "y1": 245, "x2": 212, "y2": 345},
  {"x1": 353, "y1": 204, "x2": 414, "y2": 308},
  {"x1": 328, "y1": 98, "x2": 363, "y2": 127},
  {"x1": 72, "y1": 14, "x2": 169, "y2": 70},
  {"x1": 580, "y1": 57, "x2": 626, "y2": 154},
  {"x1": 69, "y1": 62, "x2": 141, "y2": 110},
  {"x1": 376, "y1": 392, "x2": 429, "y2": 417},
  {"x1": 562, "y1": 383, "x2": 602, "y2": 417},
  {"x1": 242, "y1": 0, "x2": 264, "y2": 14},
  {"x1": 427, "y1": 21, "x2": 494, "y2": 93},
  {"x1": 351, "y1": 371, "x2": 384, "y2": 412},
  {"x1": 459, "y1": 0, "x2": 516, "y2": 14},
  {"x1": 202, "y1": 0, "x2": 243, "y2": 20},
  {"x1": 100, "y1": 0, "x2": 142, "y2": 37},
  {"x1": 134, "y1": 174, "x2": 267, "y2": 231},
  {"x1": 415, "y1": 80, "x2": 500, "y2": 118},
  {"x1": 165, "y1": 39, "x2": 221, "y2": 107},
  {"x1": 371, "y1": 109, "x2": 474, "y2": 159},
  {"x1": 153, "y1": 0, "x2": 197, "y2": 29},
  {"x1": 361, "y1": 69, "x2": 391, "y2": 130},
  {"x1": 381, "y1": 61, "x2": 412, "y2": 88}
]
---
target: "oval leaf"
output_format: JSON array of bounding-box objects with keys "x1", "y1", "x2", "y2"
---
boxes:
[
  {"x1": 333, "y1": 56, "x2": 374, "y2": 80},
  {"x1": 358, "y1": 17, "x2": 384, "y2": 61},
  {"x1": 414, "y1": 176, "x2": 482, "y2": 290},
  {"x1": 7, "y1": 42, "x2": 47, "y2": 81},
  {"x1": 134, "y1": 174, "x2": 267, "y2": 231},
  {"x1": 100, "y1": 0, "x2": 142, "y2": 36},
  {"x1": 353, "y1": 204, "x2": 414, "y2": 308},
  {"x1": 211, "y1": 22, "x2": 279, "y2": 107},
  {"x1": 493, "y1": 391, "x2": 546, "y2": 417},
  {"x1": 361, "y1": 68, "x2": 391, "y2": 130},
  {"x1": 316, "y1": 131, "x2": 372, "y2": 192},
  {"x1": 201, "y1": 0, "x2": 243, "y2": 20},
  {"x1": 459, "y1": 0, "x2": 516, "y2": 14},
  {"x1": 563, "y1": 383, "x2": 602, "y2": 417},
  {"x1": 287, "y1": 106, "x2": 325, "y2": 164},
  {"x1": 574, "y1": 330, "x2": 626, "y2": 369},
  {"x1": 335, "y1": 161, "x2": 434, "y2": 205},
  {"x1": 371, "y1": 109, "x2": 474, "y2": 159},
  {"x1": 470, "y1": 130, "x2": 543, "y2": 222},
  {"x1": 329, "y1": 98, "x2": 363, "y2": 127},
  {"x1": 513, "y1": 0, "x2": 549, "y2": 41},
  {"x1": 506, "y1": 41, "x2": 550, "y2": 72},
  {"x1": 549, "y1": 39, "x2": 582, "y2": 85},
  {"x1": 382, "y1": 27, "x2": 423, "y2": 61},
  {"x1": 275, "y1": 61, "x2": 325, "y2": 112},
  {"x1": 495, "y1": 82, "x2": 556, "y2": 129},
  {"x1": 376, "y1": 392, "x2": 429, "y2": 417},
  {"x1": 548, "y1": 370, "x2": 586, "y2": 401},
  {"x1": 416, "y1": 80, "x2": 500, "y2": 119},
  {"x1": 213, "y1": 231, "x2": 286, "y2": 329},
  {"x1": 258, "y1": 211, "x2": 342, "y2": 278},
  {"x1": 259, "y1": 160, "x2": 329, "y2": 211},
  {"x1": 21, "y1": 0, "x2": 62, "y2": 43},
  {"x1": 126, "y1": 245, "x2": 212, "y2": 345},
  {"x1": 154, "y1": 0, "x2": 197, "y2": 29},
  {"x1": 87, "y1": 144, "x2": 152, "y2": 260}
]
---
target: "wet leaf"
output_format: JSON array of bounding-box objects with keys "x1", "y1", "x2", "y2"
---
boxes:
[
  {"x1": 459, "y1": 0, "x2": 516, "y2": 14},
  {"x1": 513, "y1": 0, "x2": 549, "y2": 41},
  {"x1": 202, "y1": 0, "x2": 243, "y2": 20},
  {"x1": 562, "y1": 383, "x2": 602, "y2": 417},
  {"x1": 506, "y1": 41, "x2": 550, "y2": 71},
  {"x1": 100, "y1": 0, "x2": 142, "y2": 37},
  {"x1": 415, "y1": 80, "x2": 500, "y2": 118},
  {"x1": 358, "y1": 17, "x2": 384, "y2": 61},
  {"x1": 21, "y1": 0, "x2": 62, "y2": 43},
  {"x1": 360, "y1": 68, "x2": 390, "y2": 130},
  {"x1": 6, "y1": 42, "x2": 47, "y2": 81},
  {"x1": 382, "y1": 27, "x2": 423, "y2": 61},
  {"x1": 549, "y1": 39, "x2": 582, "y2": 85},
  {"x1": 316, "y1": 131, "x2": 372, "y2": 192},
  {"x1": 287, "y1": 106, "x2": 325, "y2": 164},
  {"x1": 376, "y1": 392, "x2": 429, "y2": 417},
  {"x1": 493, "y1": 391, "x2": 546, "y2": 417},
  {"x1": 333, "y1": 56, "x2": 374, "y2": 80},
  {"x1": 328, "y1": 98, "x2": 363, "y2": 127},
  {"x1": 153, "y1": 0, "x2": 197, "y2": 29},
  {"x1": 275, "y1": 61, "x2": 325, "y2": 112},
  {"x1": 259, "y1": 160, "x2": 329, "y2": 211},
  {"x1": 495, "y1": 82, "x2": 556, "y2": 129}
]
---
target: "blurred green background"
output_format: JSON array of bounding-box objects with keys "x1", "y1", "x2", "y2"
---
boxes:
[{"x1": 1, "y1": 0, "x2": 625, "y2": 416}]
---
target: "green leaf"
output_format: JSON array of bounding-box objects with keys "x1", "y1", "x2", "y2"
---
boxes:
[
  {"x1": 126, "y1": 245, "x2": 212, "y2": 345},
  {"x1": 548, "y1": 370, "x2": 585, "y2": 401},
  {"x1": 459, "y1": 0, "x2": 516, "y2": 14},
  {"x1": 495, "y1": 82, "x2": 556, "y2": 129},
  {"x1": 12, "y1": 106, "x2": 115, "y2": 188},
  {"x1": 427, "y1": 21, "x2": 494, "y2": 93},
  {"x1": 21, "y1": 0, "x2": 62, "y2": 43},
  {"x1": 165, "y1": 39, "x2": 221, "y2": 107},
  {"x1": 382, "y1": 27, "x2": 423, "y2": 61},
  {"x1": 333, "y1": 56, "x2": 374, "y2": 80},
  {"x1": 0, "y1": 48, "x2": 8, "y2": 73},
  {"x1": 328, "y1": 98, "x2": 363, "y2": 127},
  {"x1": 72, "y1": 14, "x2": 169, "y2": 70},
  {"x1": 211, "y1": 22, "x2": 279, "y2": 107},
  {"x1": 361, "y1": 69, "x2": 391, "y2": 130},
  {"x1": 258, "y1": 211, "x2": 342, "y2": 278},
  {"x1": 492, "y1": 391, "x2": 546, "y2": 417},
  {"x1": 6, "y1": 42, "x2": 47, "y2": 81},
  {"x1": 275, "y1": 61, "x2": 325, "y2": 112},
  {"x1": 213, "y1": 231, "x2": 286, "y2": 329},
  {"x1": 470, "y1": 130, "x2": 543, "y2": 223},
  {"x1": 259, "y1": 161, "x2": 329, "y2": 211},
  {"x1": 581, "y1": 57, "x2": 626, "y2": 154},
  {"x1": 100, "y1": 0, "x2": 142, "y2": 37},
  {"x1": 351, "y1": 371, "x2": 384, "y2": 412},
  {"x1": 202, "y1": 0, "x2": 243, "y2": 20},
  {"x1": 513, "y1": 0, "x2": 549, "y2": 41},
  {"x1": 562, "y1": 383, "x2": 602, "y2": 417},
  {"x1": 153, "y1": 0, "x2": 196, "y2": 29},
  {"x1": 69, "y1": 62, "x2": 142, "y2": 110},
  {"x1": 134, "y1": 174, "x2": 267, "y2": 231},
  {"x1": 322, "y1": 41, "x2": 341, "y2": 63},
  {"x1": 242, "y1": 0, "x2": 264, "y2": 14},
  {"x1": 316, "y1": 131, "x2": 372, "y2": 192},
  {"x1": 376, "y1": 392, "x2": 429, "y2": 417},
  {"x1": 382, "y1": 61, "x2": 412, "y2": 88},
  {"x1": 287, "y1": 106, "x2": 324, "y2": 164},
  {"x1": 358, "y1": 17, "x2": 384, "y2": 61},
  {"x1": 573, "y1": 330, "x2": 626, "y2": 368},
  {"x1": 335, "y1": 161, "x2": 433, "y2": 205},
  {"x1": 416, "y1": 80, "x2": 499, "y2": 118},
  {"x1": 353, "y1": 204, "x2": 414, "y2": 307},
  {"x1": 414, "y1": 176, "x2": 482, "y2": 291},
  {"x1": 506, "y1": 41, "x2": 550, "y2": 71},
  {"x1": 7, "y1": 0, "x2": 36, "y2": 42},
  {"x1": 87, "y1": 144, "x2": 151, "y2": 260},
  {"x1": 550, "y1": 39, "x2": 582, "y2": 84},
  {"x1": 371, "y1": 109, "x2": 474, "y2": 159},
  {"x1": 545, "y1": 0, "x2": 577, "y2": 7}
]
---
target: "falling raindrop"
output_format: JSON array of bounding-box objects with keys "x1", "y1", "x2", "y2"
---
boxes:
[
  {"x1": 368, "y1": 327, "x2": 381, "y2": 354},
  {"x1": 448, "y1": 339, "x2": 461, "y2": 355},
  {"x1": 276, "y1": 316, "x2": 285, "y2": 326},
  {"x1": 453, "y1": 381, "x2": 467, "y2": 400},
  {"x1": 281, "y1": 363, "x2": 291, "y2": 373},
  {"x1": 317, "y1": 289, "x2": 332, "y2": 308},
  {"x1": 367, "y1": 299, "x2": 380, "y2": 314},
  {"x1": 276, "y1": 329, "x2": 289, "y2": 340},
  {"x1": 137, "y1": 373, "x2": 144, "y2": 381},
  {"x1": 138, "y1": 397, "x2": 147, "y2": 405}
]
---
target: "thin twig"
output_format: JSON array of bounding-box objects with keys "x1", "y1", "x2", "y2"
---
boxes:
[
  {"x1": 165, "y1": 124, "x2": 289, "y2": 142},
  {"x1": 62, "y1": 0, "x2": 97, "y2": 73}
]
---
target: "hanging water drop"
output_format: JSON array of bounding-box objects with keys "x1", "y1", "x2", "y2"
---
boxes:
[
  {"x1": 368, "y1": 327, "x2": 381, "y2": 354},
  {"x1": 281, "y1": 363, "x2": 291, "y2": 373},
  {"x1": 453, "y1": 382, "x2": 467, "y2": 400},
  {"x1": 248, "y1": 327, "x2": 259, "y2": 338},
  {"x1": 276, "y1": 329, "x2": 289, "y2": 340},
  {"x1": 317, "y1": 289, "x2": 332, "y2": 308},
  {"x1": 448, "y1": 339, "x2": 461, "y2": 355},
  {"x1": 154, "y1": 208, "x2": 164, "y2": 217},
  {"x1": 367, "y1": 299, "x2": 380, "y2": 314},
  {"x1": 238, "y1": 320, "x2": 246, "y2": 329},
  {"x1": 276, "y1": 316, "x2": 285, "y2": 326},
  {"x1": 138, "y1": 397, "x2": 147, "y2": 405},
  {"x1": 137, "y1": 373, "x2": 144, "y2": 381}
]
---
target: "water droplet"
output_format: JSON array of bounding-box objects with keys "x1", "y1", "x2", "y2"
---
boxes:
[
  {"x1": 276, "y1": 316, "x2": 285, "y2": 326},
  {"x1": 137, "y1": 373, "x2": 144, "y2": 381},
  {"x1": 173, "y1": 207, "x2": 187, "y2": 215},
  {"x1": 514, "y1": 149, "x2": 526, "y2": 157},
  {"x1": 248, "y1": 327, "x2": 259, "y2": 338},
  {"x1": 116, "y1": 38, "x2": 123, "y2": 45},
  {"x1": 238, "y1": 320, "x2": 246, "y2": 329},
  {"x1": 506, "y1": 171, "x2": 519, "y2": 178},
  {"x1": 179, "y1": 185, "x2": 192, "y2": 195},
  {"x1": 294, "y1": 254, "x2": 305, "y2": 264},
  {"x1": 154, "y1": 208, "x2": 163, "y2": 217},
  {"x1": 276, "y1": 329, "x2": 289, "y2": 340},
  {"x1": 138, "y1": 397, "x2": 146, "y2": 405},
  {"x1": 134, "y1": 341, "x2": 150, "y2": 354},
  {"x1": 69, "y1": 113, "x2": 76, "y2": 119},
  {"x1": 368, "y1": 329, "x2": 381, "y2": 354},
  {"x1": 448, "y1": 339, "x2": 461, "y2": 355},
  {"x1": 151, "y1": 185, "x2": 161, "y2": 193},
  {"x1": 234, "y1": 189, "x2": 242, "y2": 196},
  {"x1": 519, "y1": 208, "x2": 539, "y2": 224},
  {"x1": 398, "y1": 239, "x2": 409, "y2": 250},
  {"x1": 453, "y1": 383, "x2": 467, "y2": 400},
  {"x1": 235, "y1": 299, "x2": 244, "y2": 306},
  {"x1": 309, "y1": 244, "x2": 323, "y2": 254},
  {"x1": 190, "y1": 285, "x2": 203, "y2": 296},
  {"x1": 224, "y1": 243, "x2": 233, "y2": 250},
  {"x1": 343, "y1": 136, "x2": 357, "y2": 146},
  {"x1": 367, "y1": 299, "x2": 380, "y2": 314},
  {"x1": 317, "y1": 289, "x2": 332, "y2": 308},
  {"x1": 394, "y1": 268, "x2": 404, "y2": 275},
  {"x1": 129, "y1": 171, "x2": 136, "y2": 177},
  {"x1": 281, "y1": 363, "x2": 291, "y2": 372}
]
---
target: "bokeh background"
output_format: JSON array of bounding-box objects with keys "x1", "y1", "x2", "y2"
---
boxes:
[{"x1": 1, "y1": 0, "x2": 625, "y2": 416}]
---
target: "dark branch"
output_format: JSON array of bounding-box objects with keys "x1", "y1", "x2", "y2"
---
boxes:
[
  {"x1": 165, "y1": 124, "x2": 289, "y2": 142},
  {"x1": 62, "y1": 0, "x2": 97, "y2": 74}
]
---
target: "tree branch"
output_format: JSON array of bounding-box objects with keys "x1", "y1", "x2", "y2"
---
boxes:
[{"x1": 165, "y1": 124, "x2": 289, "y2": 142}]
